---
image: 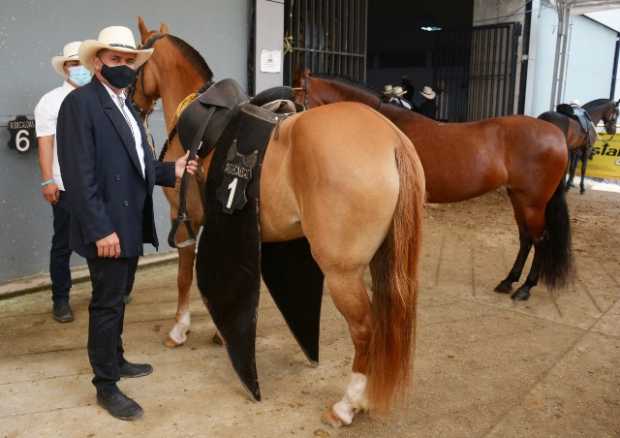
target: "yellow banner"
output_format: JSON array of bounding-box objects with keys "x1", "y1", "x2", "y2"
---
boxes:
[{"x1": 578, "y1": 134, "x2": 620, "y2": 180}]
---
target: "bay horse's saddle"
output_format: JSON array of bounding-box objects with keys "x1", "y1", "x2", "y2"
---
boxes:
[{"x1": 557, "y1": 103, "x2": 595, "y2": 138}]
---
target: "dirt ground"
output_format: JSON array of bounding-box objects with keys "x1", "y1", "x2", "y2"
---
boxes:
[{"x1": 1, "y1": 188, "x2": 619, "y2": 437}]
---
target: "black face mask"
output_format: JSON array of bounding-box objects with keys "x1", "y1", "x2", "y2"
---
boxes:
[{"x1": 100, "y1": 63, "x2": 136, "y2": 89}]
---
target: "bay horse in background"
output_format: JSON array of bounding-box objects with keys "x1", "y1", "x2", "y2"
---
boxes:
[
  {"x1": 539, "y1": 98, "x2": 619, "y2": 194},
  {"x1": 296, "y1": 71, "x2": 573, "y2": 301},
  {"x1": 132, "y1": 19, "x2": 426, "y2": 425}
]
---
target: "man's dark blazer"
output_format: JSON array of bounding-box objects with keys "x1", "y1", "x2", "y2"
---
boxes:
[{"x1": 56, "y1": 76, "x2": 176, "y2": 259}]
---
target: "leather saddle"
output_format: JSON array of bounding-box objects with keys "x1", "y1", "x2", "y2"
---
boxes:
[
  {"x1": 177, "y1": 82, "x2": 298, "y2": 156},
  {"x1": 177, "y1": 78, "x2": 250, "y2": 157},
  {"x1": 557, "y1": 103, "x2": 595, "y2": 136}
]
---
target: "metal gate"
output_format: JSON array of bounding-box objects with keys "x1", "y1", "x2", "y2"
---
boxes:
[
  {"x1": 283, "y1": 0, "x2": 368, "y2": 85},
  {"x1": 433, "y1": 22, "x2": 521, "y2": 122}
]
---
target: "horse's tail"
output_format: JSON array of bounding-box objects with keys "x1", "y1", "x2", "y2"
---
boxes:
[
  {"x1": 539, "y1": 178, "x2": 574, "y2": 289},
  {"x1": 368, "y1": 137, "x2": 425, "y2": 414}
]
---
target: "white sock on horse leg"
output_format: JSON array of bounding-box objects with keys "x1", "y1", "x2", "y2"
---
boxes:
[
  {"x1": 332, "y1": 372, "x2": 368, "y2": 425},
  {"x1": 169, "y1": 311, "x2": 191, "y2": 344}
]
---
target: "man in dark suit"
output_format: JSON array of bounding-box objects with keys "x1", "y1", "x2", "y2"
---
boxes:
[{"x1": 56, "y1": 26, "x2": 197, "y2": 421}]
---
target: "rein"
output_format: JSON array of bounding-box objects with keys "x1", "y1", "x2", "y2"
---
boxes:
[{"x1": 129, "y1": 31, "x2": 215, "y2": 248}]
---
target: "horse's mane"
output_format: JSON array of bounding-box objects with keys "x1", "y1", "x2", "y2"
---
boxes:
[
  {"x1": 583, "y1": 98, "x2": 612, "y2": 111},
  {"x1": 311, "y1": 73, "x2": 381, "y2": 100},
  {"x1": 166, "y1": 34, "x2": 214, "y2": 81}
]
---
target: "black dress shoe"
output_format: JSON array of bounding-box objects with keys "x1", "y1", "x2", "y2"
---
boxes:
[
  {"x1": 97, "y1": 389, "x2": 143, "y2": 421},
  {"x1": 52, "y1": 302, "x2": 74, "y2": 323},
  {"x1": 119, "y1": 361, "x2": 153, "y2": 379}
]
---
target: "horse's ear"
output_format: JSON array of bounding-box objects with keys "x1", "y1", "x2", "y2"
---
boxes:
[
  {"x1": 160, "y1": 22, "x2": 170, "y2": 34},
  {"x1": 138, "y1": 17, "x2": 149, "y2": 43},
  {"x1": 615, "y1": 98, "x2": 620, "y2": 107}
]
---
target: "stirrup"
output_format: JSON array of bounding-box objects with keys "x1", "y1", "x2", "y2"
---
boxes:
[{"x1": 168, "y1": 213, "x2": 197, "y2": 248}]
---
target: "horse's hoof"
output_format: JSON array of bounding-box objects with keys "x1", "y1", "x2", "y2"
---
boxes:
[
  {"x1": 580, "y1": 189, "x2": 586, "y2": 195},
  {"x1": 511, "y1": 288, "x2": 530, "y2": 301},
  {"x1": 494, "y1": 280, "x2": 512, "y2": 293},
  {"x1": 164, "y1": 336, "x2": 185, "y2": 348},
  {"x1": 211, "y1": 333, "x2": 224, "y2": 346},
  {"x1": 321, "y1": 409, "x2": 345, "y2": 428}
]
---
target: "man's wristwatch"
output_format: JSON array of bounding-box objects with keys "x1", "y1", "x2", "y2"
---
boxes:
[{"x1": 41, "y1": 179, "x2": 55, "y2": 187}]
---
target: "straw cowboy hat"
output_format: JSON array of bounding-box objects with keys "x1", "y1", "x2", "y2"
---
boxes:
[
  {"x1": 421, "y1": 85, "x2": 436, "y2": 100},
  {"x1": 79, "y1": 26, "x2": 154, "y2": 72},
  {"x1": 51, "y1": 41, "x2": 82, "y2": 77},
  {"x1": 392, "y1": 86, "x2": 407, "y2": 97}
]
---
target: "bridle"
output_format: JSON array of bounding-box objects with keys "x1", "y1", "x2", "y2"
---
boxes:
[
  {"x1": 127, "y1": 32, "x2": 166, "y2": 157},
  {"x1": 128, "y1": 32, "x2": 213, "y2": 161}
]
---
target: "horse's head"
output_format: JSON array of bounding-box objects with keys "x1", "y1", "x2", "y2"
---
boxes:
[
  {"x1": 292, "y1": 68, "x2": 320, "y2": 108},
  {"x1": 603, "y1": 99, "x2": 620, "y2": 135},
  {"x1": 130, "y1": 17, "x2": 214, "y2": 126},
  {"x1": 129, "y1": 17, "x2": 169, "y2": 120}
]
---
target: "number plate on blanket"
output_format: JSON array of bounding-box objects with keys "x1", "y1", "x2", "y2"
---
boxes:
[{"x1": 216, "y1": 139, "x2": 259, "y2": 214}]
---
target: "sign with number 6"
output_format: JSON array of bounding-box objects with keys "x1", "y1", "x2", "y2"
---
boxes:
[{"x1": 7, "y1": 116, "x2": 36, "y2": 153}]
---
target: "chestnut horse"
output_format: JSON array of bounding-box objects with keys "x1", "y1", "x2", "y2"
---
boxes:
[
  {"x1": 539, "y1": 98, "x2": 619, "y2": 194},
  {"x1": 132, "y1": 19, "x2": 426, "y2": 425},
  {"x1": 297, "y1": 71, "x2": 573, "y2": 301}
]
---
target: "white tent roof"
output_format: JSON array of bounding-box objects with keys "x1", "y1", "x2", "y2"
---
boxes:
[
  {"x1": 549, "y1": 0, "x2": 620, "y2": 15},
  {"x1": 549, "y1": 0, "x2": 620, "y2": 108}
]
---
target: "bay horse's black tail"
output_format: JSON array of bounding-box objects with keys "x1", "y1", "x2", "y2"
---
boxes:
[{"x1": 538, "y1": 179, "x2": 573, "y2": 289}]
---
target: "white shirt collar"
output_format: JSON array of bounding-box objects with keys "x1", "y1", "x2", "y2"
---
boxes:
[{"x1": 101, "y1": 80, "x2": 126, "y2": 103}]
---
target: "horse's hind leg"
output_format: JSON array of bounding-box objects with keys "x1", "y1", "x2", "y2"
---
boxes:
[
  {"x1": 509, "y1": 202, "x2": 546, "y2": 301},
  {"x1": 579, "y1": 150, "x2": 588, "y2": 194},
  {"x1": 495, "y1": 191, "x2": 533, "y2": 293},
  {"x1": 566, "y1": 151, "x2": 578, "y2": 191},
  {"x1": 321, "y1": 267, "x2": 372, "y2": 428},
  {"x1": 494, "y1": 228, "x2": 532, "y2": 293},
  {"x1": 165, "y1": 244, "x2": 195, "y2": 347}
]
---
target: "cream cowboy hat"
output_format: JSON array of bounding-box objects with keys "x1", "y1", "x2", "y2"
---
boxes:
[
  {"x1": 421, "y1": 86, "x2": 436, "y2": 100},
  {"x1": 383, "y1": 84, "x2": 394, "y2": 95},
  {"x1": 392, "y1": 86, "x2": 407, "y2": 97},
  {"x1": 79, "y1": 26, "x2": 153, "y2": 72},
  {"x1": 51, "y1": 41, "x2": 82, "y2": 77}
]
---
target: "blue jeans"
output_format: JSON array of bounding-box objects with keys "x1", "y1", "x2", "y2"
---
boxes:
[{"x1": 50, "y1": 191, "x2": 72, "y2": 304}]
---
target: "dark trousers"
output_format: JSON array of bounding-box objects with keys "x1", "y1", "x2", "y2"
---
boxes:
[
  {"x1": 50, "y1": 191, "x2": 72, "y2": 304},
  {"x1": 86, "y1": 256, "x2": 139, "y2": 392}
]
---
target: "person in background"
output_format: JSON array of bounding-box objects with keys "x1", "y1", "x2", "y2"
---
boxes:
[
  {"x1": 383, "y1": 84, "x2": 412, "y2": 110},
  {"x1": 34, "y1": 41, "x2": 92, "y2": 323},
  {"x1": 417, "y1": 85, "x2": 437, "y2": 119}
]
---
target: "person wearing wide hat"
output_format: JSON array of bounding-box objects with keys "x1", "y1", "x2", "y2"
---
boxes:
[
  {"x1": 417, "y1": 85, "x2": 437, "y2": 119},
  {"x1": 383, "y1": 84, "x2": 412, "y2": 110},
  {"x1": 56, "y1": 25, "x2": 198, "y2": 421},
  {"x1": 34, "y1": 41, "x2": 92, "y2": 324}
]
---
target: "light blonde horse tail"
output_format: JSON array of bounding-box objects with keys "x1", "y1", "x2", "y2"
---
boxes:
[{"x1": 368, "y1": 137, "x2": 425, "y2": 414}]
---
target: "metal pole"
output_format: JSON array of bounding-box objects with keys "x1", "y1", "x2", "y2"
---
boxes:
[
  {"x1": 557, "y1": 3, "x2": 571, "y2": 104},
  {"x1": 549, "y1": 1, "x2": 565, "y2": 109}
]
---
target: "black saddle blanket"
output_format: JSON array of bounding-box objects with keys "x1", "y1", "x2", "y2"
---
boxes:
[{"x1": 195, "y1": 102, "x2": 324, "y2": 402}]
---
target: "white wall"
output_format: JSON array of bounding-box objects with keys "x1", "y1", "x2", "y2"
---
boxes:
[
  {"x1": 564, "y1": 15, "x2": 616, "y2": 104},
  {"x1": 529, "y1": 5, "x2": 618, "y2": 115}
]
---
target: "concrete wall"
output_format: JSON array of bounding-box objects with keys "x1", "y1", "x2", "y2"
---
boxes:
[
  {"x1": 254, "y1": 0, "x2": 284, "y2": 93},
  {"x1": 0, "y1": 0, "x2": 248, "y2": 283}
]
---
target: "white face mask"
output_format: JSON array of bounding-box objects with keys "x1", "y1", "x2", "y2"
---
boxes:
[{"x1": 68, "y1": 65, "x2": 92, "y2": 87}]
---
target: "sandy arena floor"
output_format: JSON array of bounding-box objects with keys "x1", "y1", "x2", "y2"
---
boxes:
[{"x1": 1, "y1": 188, "x2": 619, "y2": 437}]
